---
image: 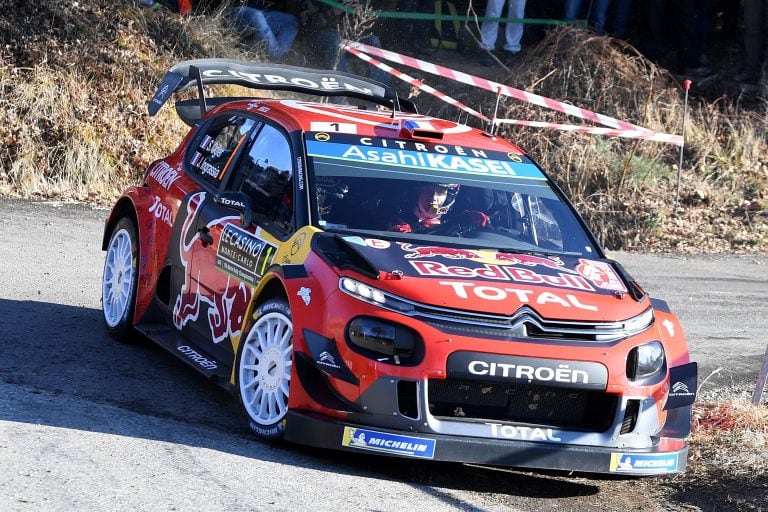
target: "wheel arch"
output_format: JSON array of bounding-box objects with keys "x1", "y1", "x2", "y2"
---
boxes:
[
  {"x1": 102, "y1": 187, "x2": 160, "y2": 324},
  {"x1": 102, "y1": 196, "x2": 138, "y2": 250},
  {"x1": 230, "y1": 273, "x2": 291, "y2": 387},
  {"x1": 254, "y1": 274, "x2": 290, "y2": 308}
]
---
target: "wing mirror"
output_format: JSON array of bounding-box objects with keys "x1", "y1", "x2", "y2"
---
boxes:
[{"x1": 214, "y1": 191, "x2": 253, "y2": 227}]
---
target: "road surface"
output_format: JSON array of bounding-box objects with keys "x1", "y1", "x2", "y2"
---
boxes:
[{"x1": 0, "y1": 199, "x2": 766, "y2": 511}]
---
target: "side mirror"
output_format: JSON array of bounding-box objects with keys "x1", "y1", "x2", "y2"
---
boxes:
[{"x1": 214, "y1": 191, "x2": 253, "y2": 227}]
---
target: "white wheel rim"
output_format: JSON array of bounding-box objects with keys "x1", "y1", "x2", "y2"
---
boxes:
[
  {"x1": 102, "y1": 228, "x2": 135, "y2": 327},
  {"x1": 239, "y1": 311, "x2": 293, "y2": 425}
]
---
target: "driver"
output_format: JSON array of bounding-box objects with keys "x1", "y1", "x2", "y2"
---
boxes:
[{"x1": 389, "y1": 183, "x2": 490, "y2": 233}]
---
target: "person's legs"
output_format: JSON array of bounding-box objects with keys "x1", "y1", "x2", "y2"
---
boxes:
[
  {"x1": 315, "y1": 30, "x2": 346, "y2": 71},
  {"x1": 587, "y1": 0, "x2": 611, "y2": 34},
  {"x1": 360, "y1": 34, "x2": 391, "y2": 85},
  {"x1": 610, "y1": 0, "x2": 632, "y2": 38},
  {"x1": 673, "y1": 0, "x2": 714, "y2": 72},
  {"x1": 502, "y1": 0, "x2": 526, "y2": 53},
  {"x1": 231, "y1": 7, "x2": 279, "y2": 58},
  {"x1": 742, "y1": 0, "x2": 766, "y2": 82},
  {"x1": 480, "y1": 0, "x2": 505, "y2": 50},
  {"x1": 262, "y1": 11, "x2": 298, "y2": 61},
  {"x1": 640, "y1": 0, "x2": 668, "y2": 64},
  {"x1": 564, "y1": 0, "x2": 583, "y2": 21}
]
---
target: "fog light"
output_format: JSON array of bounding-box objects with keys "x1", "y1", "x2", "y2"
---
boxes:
[
  {"x1": 348, "y1": 317, "x2": 416, "y2": 358},
  {"x1": 627, "y1": 341, "x2": 666, "y2": 380}
]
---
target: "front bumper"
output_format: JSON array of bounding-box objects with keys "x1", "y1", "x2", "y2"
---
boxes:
[{"x1": 284, "y1": 410, "x2": 688, "y2": 476}]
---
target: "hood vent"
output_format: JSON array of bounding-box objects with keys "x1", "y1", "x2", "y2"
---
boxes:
[{"x1": 399, "y1": 119, "x2": 444, "y2": 140}]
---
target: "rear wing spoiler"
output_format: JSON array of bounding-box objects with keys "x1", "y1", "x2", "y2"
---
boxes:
[{"x1": 148, "y1": 59, "x2": 415, "y2": 119}]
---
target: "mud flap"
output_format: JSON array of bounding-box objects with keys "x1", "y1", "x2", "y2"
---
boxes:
[{"x1": 665, "y1": 362, "x2": 697, "y2": 410}]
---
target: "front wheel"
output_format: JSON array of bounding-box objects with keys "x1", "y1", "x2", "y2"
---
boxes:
[
  {"x1": 101, "y1": 217, "x2": 139, "y2": 342},
  {"x1": 237, "y1": 298, "x2": 293, "y2": 439}
]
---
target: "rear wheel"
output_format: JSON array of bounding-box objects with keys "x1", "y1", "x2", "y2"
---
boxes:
[
  {"x1": 237, "y1": 298, "x2": 293, "y2": 439},
  {"x1": 102, "y1": 217, "x2": 139, "y2": 342}
]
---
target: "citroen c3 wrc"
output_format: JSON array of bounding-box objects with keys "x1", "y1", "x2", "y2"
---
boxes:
[{"x1": 101, "y1": 59, "x2": 697, "y2": 476}]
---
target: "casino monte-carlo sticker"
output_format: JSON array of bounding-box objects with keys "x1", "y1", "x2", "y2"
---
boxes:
[{"x1": 215, "y1": 224, "x2": 276, "y2": 286}]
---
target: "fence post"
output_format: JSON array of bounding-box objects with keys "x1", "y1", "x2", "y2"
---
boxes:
[{"x1": 752, "y1": 344, "x2": 768, "y2": 406}]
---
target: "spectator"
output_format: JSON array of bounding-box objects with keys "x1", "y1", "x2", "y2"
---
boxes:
[
  {"x1": 152, "y1": 0, "x2": 193, "y2": 13},
  {"x1": 639, "y1": 0, "x2": 714, "y2": 76},
  {"x1": 397, "y1": 0, "x2": 433, "y2": 55},
  {"x1": 478, "y1": 0, "x2": 527, "y2": 66},
  {"x1": 230, "y1": 1, "x2": 299, "y2": 62},
  {"x1": 564, "y1": 0, "x2": 631, "y2": 38},
  {"x1": 673, "y1": 0, "x2": 715, "y2": 76},
  {"x1": 299, "y1": 0, "x2": 391, "y2": 84},
  {"x1": 740, "y1": 0, "x2": 768, "y2": 86}
]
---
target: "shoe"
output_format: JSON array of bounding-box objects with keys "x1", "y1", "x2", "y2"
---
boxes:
[
  {"x1": 737, "y1": 70, "x2": 760, "y2": 85},
  {"x1": 503, "y1": 52, "x2": 520, "y2": 67},
  {"x1": 413, "y1": 45, "x2": 438, "y2": 58},
  {"x1": 479, "y1": 52, "x2": 497, "y2": 67},
  {"x1": 684, "y1": 65, "x2": 713, "y2": 77},
  {"x1": 682, "y1": 55, "x2": 714, "y2": 77}
]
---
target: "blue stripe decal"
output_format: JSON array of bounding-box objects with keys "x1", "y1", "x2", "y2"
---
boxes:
[{"x1": 307, "y1": 141, "x2": 545, "y2": 181}]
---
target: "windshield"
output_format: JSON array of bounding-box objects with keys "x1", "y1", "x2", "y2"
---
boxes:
[{"x1": 305, "y1": 132, "x2": 599, "y2": 257}]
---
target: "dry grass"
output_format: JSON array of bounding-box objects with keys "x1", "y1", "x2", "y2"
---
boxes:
[
  {"x1": 0, "y1": 0, "x2": 256, "y2": 203},
  {"x1": 484, "y1": 27, "x2": 768, "y2": 252},
  {"x1": 689, "y1": 399, "x2": 768, "y2": 479},
  {"x1": 0, "y1": 3, "x2": 766, "y2": 251}
]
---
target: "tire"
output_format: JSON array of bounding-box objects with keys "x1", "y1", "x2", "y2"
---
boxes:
[
  {"x1": 101, "y1": 217, "x2": 139, "y2": 342},
  {"x1": 237, "y1": 298, "x2": 293, "y2": 440}
]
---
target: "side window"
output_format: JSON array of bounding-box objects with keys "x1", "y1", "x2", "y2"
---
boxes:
[
  {"x1": 236, "y1": 124, "x2": 294, "y2": 234},
  {"x1": 188, "y1": 114, "x2": 257, "y2": 188}
]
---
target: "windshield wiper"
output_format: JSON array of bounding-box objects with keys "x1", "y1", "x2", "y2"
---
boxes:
[{"x1": 497, "y1": 248, "x2": 582, "y2": 257}]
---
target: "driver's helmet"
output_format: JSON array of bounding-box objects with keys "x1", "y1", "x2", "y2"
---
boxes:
[{"x1": 413, "y1": 183, "x2": 460, "y2": 220}]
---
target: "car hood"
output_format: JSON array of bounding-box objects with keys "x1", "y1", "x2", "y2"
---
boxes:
[{"x1": 339, "y1": 237, "x2": 649, "y2": 322}]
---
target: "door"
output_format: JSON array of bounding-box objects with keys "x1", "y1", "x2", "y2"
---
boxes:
[{"x1": 175, "y1": 120, "x2": 296, "y2": 362}]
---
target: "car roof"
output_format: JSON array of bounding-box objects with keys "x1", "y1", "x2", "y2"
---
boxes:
[{"x1": 213, "y1": 98, "x2": 528, "y2": 155}]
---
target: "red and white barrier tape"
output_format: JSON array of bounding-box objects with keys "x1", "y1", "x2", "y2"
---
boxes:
[
  {"x1": 343, "y1": 40, "x2": 681, "y2": 140},
  {"x1": 494, "y1": 119, "x2": 683, "y2": 145},
  {"x1": 344, "y1": 45, "x2": 491, "y2": 123}
]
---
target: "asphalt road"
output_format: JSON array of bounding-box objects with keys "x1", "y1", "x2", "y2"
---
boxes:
[{"x1": 1, "y1": 199, "x2": 766, "y2": 512}]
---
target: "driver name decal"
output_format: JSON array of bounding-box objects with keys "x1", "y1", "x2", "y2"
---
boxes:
[{"x1": 216, "y1": 224, "x2": 276, "y2": 286}]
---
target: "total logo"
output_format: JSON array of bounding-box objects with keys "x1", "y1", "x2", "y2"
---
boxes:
[
  {"x1": 485, "y1": 423, "x2": 562, "y2": 442},
  {"x1": 148, "y1": 195, "x2": 173, "y2": 227},
  {"x1": 438, "y1": 280, "x2": 598, "y2": 311}
]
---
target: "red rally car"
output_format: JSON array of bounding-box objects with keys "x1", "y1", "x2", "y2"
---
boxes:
[{"x1": 101, "y1": 59, "x2": 697, "y2": 475}]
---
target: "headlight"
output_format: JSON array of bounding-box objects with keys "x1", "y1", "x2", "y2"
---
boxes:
[
  {"x1": 594, "y1": 308, "x2": 654, "y2": 341},
  {"x1": 622, "y1": 308, "x2": 654, "y2": 334},
  {"x1": 627, "y1": 341, "x2": 666, "y2": 380},
  {"x1": 339, "y1": 277, "x2": 414, "y2": 313}
]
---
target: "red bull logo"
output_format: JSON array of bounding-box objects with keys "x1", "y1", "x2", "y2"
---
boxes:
[
  {"x1": 172, "y1": 192, "x2": 252, "y2": 343},
  {"x1": 576, "y1": 259, "x2": 627, "y2": 292},
  {"x1": 493, "y1": 252, "x2": 578, "y2": 274}
]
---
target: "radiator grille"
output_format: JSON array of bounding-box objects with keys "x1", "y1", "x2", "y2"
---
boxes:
[{"x1": 428, "y1": 378, "x2": 618, "y2": 432}]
